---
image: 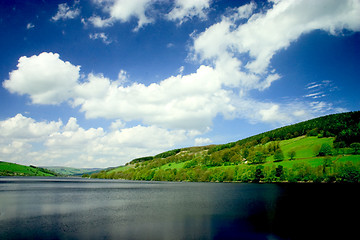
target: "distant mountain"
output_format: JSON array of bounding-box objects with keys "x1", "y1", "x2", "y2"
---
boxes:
[
  {"x1": 43, "y1": 167, "x2": 103, "y2": 176},
  {"x1": 90, "y1": 111, "x2": 360, "y2": 183},
  {"x1": 0, "y1": 161, "x2": 58, "y2": 177}
]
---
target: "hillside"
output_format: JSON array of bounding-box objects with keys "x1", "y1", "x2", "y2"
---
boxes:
[
  {"x1": 90, "y1": 111, "x2": 360, "y2": 183},
  {"x1": 44, "y1": 166, "x2": 102, "y2": 176},
  {"x1": 0, "y1": 162, "x2": 58, "y2": 177}
]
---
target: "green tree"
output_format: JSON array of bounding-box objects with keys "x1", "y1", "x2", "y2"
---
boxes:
[
  {"x1": 274, "y1": 149, "x2": 284, "y2": 162},
  {"x1": 254, "y1": 165, "x2": 264, "y2": 182},
  {"x1": 275, "y1": 165, "x2": 284, "y2": 180},
  {"x1": 337, "y1": 162, "x2": 360, "y2": 183},
  {"x1": 242, "y1": 148, "x2": 249, "y2": 159},
  {"x1": 288, "y1": 150, "x2": 296, "y2": 160},
  {"x1": 249, "y1": 151, "x2": 266, "y2": 164},
  {"x1": 318, "y1": 143, "x2": 332, "y2": 156},
  {"x1": 323, "y1": 156, "x2": 332, "y2": 174},
  {"x1": 261, "y1": 137, "x2": 270, "y2": 145},
  {"x1": 350, "y1": 142, "x2": 360, "y2": 155}
]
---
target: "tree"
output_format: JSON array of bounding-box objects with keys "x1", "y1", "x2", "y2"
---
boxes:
[
  {"x1": 288, "y1": 150, "x2": 296, "y2": 160},
  {"x1": 350, "y1": 142, "x2": 360, "y2": 155},
  {"x1": 254, "y1": 165, "x2": 264, "y2": 182},
  {"x1": 248, "y1": 151, "x2": 266, "y2": 164},
  {"x1": 274, "y1": 149, "x2": 284, "y2": 162},
  {"x1": 275, "y1": 165, "x2": 284, "y2": 180},
  {"x1": 337, "y1": 162, "x2": 360, "y2": 183},
  {"x1": 261, "y1": 137, "x2": 270, "y2": 145},
  {"x1": 323, "y1": 156, "x2": 332, "y2": 174},
  {"x1": 318, "y1": 143, "x2": 332, "y2": 156},
  {"x1": 242, "y1": 148, "x2": 249, "y2": 159}
]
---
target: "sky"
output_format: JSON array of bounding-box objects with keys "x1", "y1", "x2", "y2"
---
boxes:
[{"x1": 0, "y1": 0, "x2": 359, "y2": 168}]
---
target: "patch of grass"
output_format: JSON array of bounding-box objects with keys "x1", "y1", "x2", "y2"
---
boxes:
[
  {"x1": 264, "y1": 155, "x2": 360, "y2": 169},
  {"x1": 160, "y1": 162, "x2": 187, "y2": 170},
  {"x1": 282, "y1": 136, "x2": 334, "y2": 158}
]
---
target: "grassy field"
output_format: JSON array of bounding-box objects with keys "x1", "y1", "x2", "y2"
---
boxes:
[
  {"x1": 266, "y1": 136, "x2": 334, "y2": 162},
  {"x1": 0, "y1": 161, "x2": 56, "y2": 176}
]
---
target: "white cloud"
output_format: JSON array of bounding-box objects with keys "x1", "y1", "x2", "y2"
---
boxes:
[
  {"x1": 89, "y1": 32, "x2": 112, "y2": 44},
  {"x1": 0, "y1": 114, "x2": 62, "y2": 165},
  {"x1": 194, "y1": 137, "x2": 212, "y2": 146},
  {"x1": 188, "y1": 0, "x2": 359, "y2": 124},
  {"x1": 110, "y1": 119, "x2": 126, "y2": 130},
  {"x1": 0, "y1": 114, "x2": 62, "y2": 140},
  {"x1": 90, "y1": 0, "x2": 153, "y2": 30},
  {"x1": 193, "y1": 0, "x2": 360, "y2": 83},
  {"x1": 3, "y1": 52, "x2": 80, "y2": 105},
  {"x1": 26, "y1": 23, "x2": 35, "y2": 29},
  {"x1": 46, "y1": 118, "x2": 105, "y2": 148},
  {"x1": 88, "y1": 15, "x2": 114, "y2": 28},
  {"x1": 89, "y1": 0, "x2": 212, "y2": 29},
  {"x1": 304, "y1": 92, "x2": 326, "y2": 99},
  {"x1": 117, "y1": 69, "x2": 129, "y2": 83},
  {"x1": 304, "y1": 80, "x2": 338, "y2": 99},
  {"x1": 166, "y1": 43, "x2": 174, "y2": 48},
  {"x1": 73, "y1": 65, "x2": 234, "y2": 131},
  {"x1": 259, "y1": 105, "x2": 289, "y2": 123},
  {"x1": 0, "y1": 114, "x2": 191, "y2": 168},
  {"x1": 167, "y1": 0, "x2": 211, "y2": 24},
  {"x1": 52, "y1": 2, "x2": 81, "y2": 21}
]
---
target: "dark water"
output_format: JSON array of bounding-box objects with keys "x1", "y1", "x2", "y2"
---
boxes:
[{"x1": 0, "y1": 177, "x2": 359, "y2": 240}]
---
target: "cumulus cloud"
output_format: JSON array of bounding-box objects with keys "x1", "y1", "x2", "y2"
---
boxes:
[
  {"x1": 73, "y1": 66, "x2": 233, "y2": 131},
  {"x1": 0, "y1": 114, "x2": 62, "y2": 165},
  {"x1": 52, "y1": 1, "x2": 81, "y2": 21},
  {"x1": 89, "y1": 0, "x2": 153, "y2": 30},
  {"x1": 192, "y1": 0, "x2": 360, "y2": 83},
  {"x1": 88, "y1": 0, "x2": 212, "y2": 29},
  {"x1": 167, "y1": 0, "x2": 211, "y2": 24},
  {"x1": 0, "y1": 115, "x2": 191, "y2": 167},
  {"x1": 3, "y1": 52, "x2": 80, "y2": 105},
  {"x1": 0, "y1": 114, "x2": 62, "y2": 140},
  {"x1": 4, "y1": 53, "x2": 233, "y2": 132},
  {"x1": 2, "y1": 47, "x2": 350, "y2": 134}
]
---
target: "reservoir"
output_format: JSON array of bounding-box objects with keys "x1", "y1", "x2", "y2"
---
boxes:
[{"x1": 0, "y1": 177, "x2": 359, "y2": 239}]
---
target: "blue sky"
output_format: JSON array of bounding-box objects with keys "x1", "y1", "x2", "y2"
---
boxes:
[{"x1": 0, "y1": 0, "x2": 359, "y2": 168}]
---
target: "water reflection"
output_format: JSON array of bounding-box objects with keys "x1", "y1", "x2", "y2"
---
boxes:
[{"x1": 1, "y1": 177, "x2": 359, "y2": 239}]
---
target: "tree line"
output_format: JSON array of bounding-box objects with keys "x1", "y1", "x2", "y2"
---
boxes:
[{"x1": 90, "y1": 160, "x2": 360, "y2": 183}]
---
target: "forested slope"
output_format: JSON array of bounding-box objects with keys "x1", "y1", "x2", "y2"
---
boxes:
[{"x1": 90, "y1": 111, "x2": 360, "y2": 183}]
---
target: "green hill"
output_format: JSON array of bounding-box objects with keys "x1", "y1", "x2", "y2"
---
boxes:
[
  {"x1": 90, "y1": 111, "x2": 360, "y2": 183},
  {"x1": 0, "y1": 162, "x2": 58, "y2": 177},
  {"x1": 44, "y1": 166, "x2": 102, "y2": 176}
]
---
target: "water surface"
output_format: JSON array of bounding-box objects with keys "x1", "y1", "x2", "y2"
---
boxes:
[{"x1": 0, "y1": 177, "x2": 359, "y2": 239}]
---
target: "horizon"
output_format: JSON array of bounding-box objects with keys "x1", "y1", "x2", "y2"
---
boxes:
[{"x1": 0, "y1": 0, "x2": 359, "y2": 168}]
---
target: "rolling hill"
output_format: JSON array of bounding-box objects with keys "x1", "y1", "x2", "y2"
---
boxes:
[
  {"x1": 90, "y1": 111, "x2": 360, "y2": 183},
  {"x1": 44, "y1": 166, "x2": 102, "y2": 176},
  {"x1": 0, "y1": 162, "x2": 58, "y2": 177}
]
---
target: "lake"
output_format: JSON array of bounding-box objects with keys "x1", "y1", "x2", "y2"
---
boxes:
[{"x1": 0, "y1": 177, "x2": 359, "y2": 240}]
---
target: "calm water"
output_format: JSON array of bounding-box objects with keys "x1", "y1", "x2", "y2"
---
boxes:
[{"x1": 0, "y1": 177, "x2": 359, "y2": 240}]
